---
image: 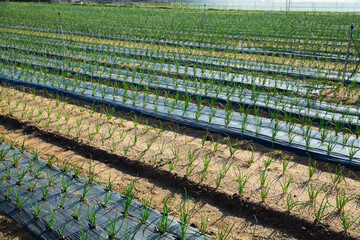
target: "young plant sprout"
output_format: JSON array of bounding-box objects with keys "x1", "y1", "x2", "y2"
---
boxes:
[
  {"x1": 31, "y1": 201, "x2": 44, "y2": 219},
  {"x1": 26, "y1": 179, "x2": 39, "y2": 192},
  {"x1": 217, "y1": 222, "x2": 235, "y2": 240},
  {"x1": 14, "y1": 187, "x2": 32, "y2": 210},
  {"x1": 16, "y1": 168, "x2": 28, "y2": 185},
  {"x1": 284, "y1": 194, "x2": 299, "y2": 212},
  {"x1": 157, "y1": 196, "x2": 174, "y2": 234},
  {"x1": 120, "y1": 180, "x2": 137, "y2": 216},
  {"x1": 307, "y1": 182, "x2": 325, "y2": 202},
  {"x1": 87, "y1": 205, "x2": 101, "y2": 228},
  {"x1": 57, "y1": 218, "x2": 71, "y2": 239},
  {"x1": 341, "y1": 211, "x2": 360, "y2": 233},
  {"x1": 101, "y1": 191, "x2": 113, "y2": 208},
  {"x1": 140, "y1": 197, "x2": 152, "y2": 224},
  {"x1": 4, "y1": 7, "x2": 360, "y2": 240},
  {"x1": 107, "y1": 210, "x2": 124, "y2": 239},
  {"x1": 313, "y1": 193, "x2": 336, "y2": 223},
  {"x1": 46, "y1": 209, "x2": 57, "y2": 230},
  {"x1": 81, "y1": 182, "x2": 89, "y2": 202}
]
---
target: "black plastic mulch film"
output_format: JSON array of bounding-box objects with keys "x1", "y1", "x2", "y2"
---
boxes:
[
  {"x1": 0, "y1": 67, "x2": 359, "y2": 170},
  {"x1": 0, "y1": 143, "x2": 210, "y2": 240},
  {"x1": 1, "y1": 50, "x2": 360, "y2": 132},
  {"x1": 1, "y1": 24, "x2": 358, "y2": 62},
  {"x1": 1, "y1": 33, "x2": 359, "y2": 83}
]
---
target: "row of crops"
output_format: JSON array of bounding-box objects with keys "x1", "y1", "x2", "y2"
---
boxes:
[
  {"x1": 0, "y1": 141, "x2": 209, "y2": 239},
  {"x1": 0, "y1": 30, "x2": 359, "y2": 167},
  {"x1": 1, "y1": 2, "x2": 360, "y2": 239},
  {"x1": 2, "y1": 3, "x2": 359, "y2": 41},
  {"x1": 2, "y1": 24, "x2": 359, "y2": 63},
  {"x1": 2, "y1": 31, "x2": 359, "y2": 82}
]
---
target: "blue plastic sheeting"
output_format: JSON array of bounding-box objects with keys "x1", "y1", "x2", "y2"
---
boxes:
[
  {"x1": 0, "y1": 66, "x2": 360, "y2": 170},
  {"x1": 0, "y1": 143, "x2": 209, "y2": 240}
]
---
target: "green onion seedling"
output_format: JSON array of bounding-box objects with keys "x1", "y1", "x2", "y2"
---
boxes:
[
  {"x1": 121, "y1": 180, "x2": 137, "y2": 216},
  {"x1": 217, "y1": 221, "x2": 235, "y2": 240},
  {"x1": 87, "y1": 160, "x2": 96, "y2": 184},
  {"x1": 307, "y1": 182, "x2": 324, "y2": 202},
  {"x1": 107, "y1": 210, "x2": 124, "y2": 239},
  {"x1": 12, "y1": 153, "x2": 20, "y2": 168},
  {"x1": 308, "y1": 159, "x2": 316, "y2": 179},
  {"x1": 157, "y1": 196, "x2": 174, "y2": 233},
  {"x1": 140, "y1": 197, "x2": 152, "y2": 224},
  {"x1": 81, "y1": 182, "x2": 89, "y2": 202},
  {"x1": 280, "y1": 175, "x2": 292, "y2": 193},
  {"x1": 251, "y1": 215, "x2": 258, "y2": 240},
  {"x1": 282, "y1": 157, "x2": 292, "y2": 174},
  {"x1": 179, "y1": 190, "x2": 196, "y2": 240},
  {"x1": 5, "y1": 185, "x2": 13, "y2": 201},
  {"x1": 260, "y1": 182, "x2": 271, "y2": 202},
  {"x1": 263, "y1": 155, "x2": 274, "y2": 170},
  {"x1": 14, "y1": 187, "x2": 32, "y2": 210},
  {"x1": 101, "y1": 191, "x2": 113, "y2": 208},
  {"x1": 336, "y1": 188, "x2": 356, "y2": 211},
  {"x1": 57, "y1": 217, "x2": 71, "y2": 239},
  {"x1": 201, "y1": 152, "x2": 212, "y2": 182},
  {"x1": 87, "y1": 206, "x2": 101, "y2": 228},
  {"x1": 72, "y1": 162, "x2": 85, "y2": 178},
  {"x1": 41, "y1": 184, "x2": 50, "y2": 201},
  {"x1": 61, "y1": 174, "x2": 72, "y2": 193},
  {"x1": 313, "y1": 193, "x2": 336, "y2": 223},
  {"x1": 72, "y1": 203, "x2": 82, "y2": 220},
  {"x1": 259, "y1": 170, "x2": 268, "y2": 188},
  {"x1": 215, "y1": 160, "x2": 233, "y2": 188},
  {"x1": 329, "y1": 165, "x2": 348, "y2": 186},
  {"x1": 46, "y1": 170, "x2": 60, "y2": 186},
  {"x1": 202, "y1": 131, "x2": 209, "y2": 147},
  {"x1": 348, "y1": 140, "x2": 359, "y2": 160},
  {"x1": 284, "y1": 194, "x2": 303, "y2": 212},
  {"x1": 0, "y1": 147, "x2": 9, "y2": 160},
  {"x1": 235, "y1": 166, "x2": 248, "y2": 196},
  {"x1": 105, "y1": 174, "x2": 114, "y2": 192},
  {"x1": 26, "y1": 179, "x2": 39, "y2": 192},
  {"x1": 200, "y1": 214, "x2": 208, "y2": 236},
  {"x1": 31, "y1": 201, "x2": 44, "y2": 219},
  {"x1": 247, "y1": 145, "x2": 255, "y2": 165},
  {"x1": 46, "y1": 209, "x2": 56, "y2": 230},
  {"x1": 32, "y1": 147, "x2": 41, "y2": 160},
  {"x1": 59, "y1": 192, "x2": 67, "y2": 209},
  {"x1": 16, "y1": 168, "x2": 28, "y2": 185},
  {"x1": 227, "y1": 140, "x2": 238, "y2": 158},
  {"x1": 341, "y1": 210, "x2": 360, "y2": 233}
]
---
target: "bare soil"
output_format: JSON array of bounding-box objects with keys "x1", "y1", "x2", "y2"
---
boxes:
[
  {"x1": 2, "y1": 28, "x2": 357, "y2": 72},
  {"x1": 0, "y1": 213, "x2": 34, "y2": 240},
  {"x1": 0, "y1": 82, "x2": 360, "y2": 239}
]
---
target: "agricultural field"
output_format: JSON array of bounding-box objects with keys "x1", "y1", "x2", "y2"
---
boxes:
[{"x1": 1, "y1": 2, "x2": 360, "y2": 239}]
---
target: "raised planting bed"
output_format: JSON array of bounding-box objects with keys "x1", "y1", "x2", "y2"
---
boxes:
[
  {"x1": 1, "y1": 33, "x2": 358, "y2": 83},
  {"x1": 0, "y1": 142, "x2": 209, "y2": 239},
  {"x1": 2, "y1": 24, "x2": 358, "y2": 62},
  {"x1": 0, "y1": 66, "x2": 360, "y2": 170},
  {"x1": 3, "y1": 50, "x2": 360, "y2": 134}
]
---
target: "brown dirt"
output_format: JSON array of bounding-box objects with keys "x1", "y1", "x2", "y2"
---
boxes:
[
  {"x1": 2, "y1": 27, "x2": 357, "y2": 72},
  {"x1": 320, "y1": 86, "x2": 360, "y2": 106},
  {"x1": 0, "y1": 213, "x2": 34, "y2": 240},
  {"x1": 0, "y1": 82, "x2": 359, "y2": 239}
]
